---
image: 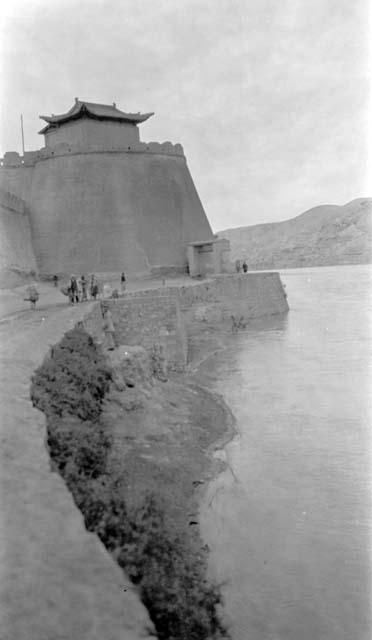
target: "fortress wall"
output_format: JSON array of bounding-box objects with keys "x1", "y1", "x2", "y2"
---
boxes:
[
  {"x1": 0, "y1": 142, "x2": 212, "y2": 278},
  {"x1": 0, "y1": 189, "x2": 37, "y2": 287},
  {"x1": 82, "y1": 293, "x2": 187, "y2": 370},
  {"x1": 175, "y1": 272, "x2": 289, "y2": 322},
  {"x1": 128, "y1": 153, "x2": 213, "y2": 266},
  {"x1": 0, "y1": 165, "x2": 34, "y2": 202},
  {"x1": 28, "y1": 151, "x2": 214, "y2": 276},
  {"x1": 82, "y1": 274, "x2": 288, "y2": 368}
]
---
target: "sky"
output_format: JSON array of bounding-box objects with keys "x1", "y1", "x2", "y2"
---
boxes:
[{"x1": 0, "y1": 0, "x2": 370, "y2": 231}]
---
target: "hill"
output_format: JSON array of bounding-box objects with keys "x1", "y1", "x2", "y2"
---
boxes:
[{"x1": 217, "y1": 198, "x2": 372, "y2": 270}]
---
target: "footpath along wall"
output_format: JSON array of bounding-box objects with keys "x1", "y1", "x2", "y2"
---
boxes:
[{"x1": 0, "y1": 302, "x2": 155, "y2": 640}]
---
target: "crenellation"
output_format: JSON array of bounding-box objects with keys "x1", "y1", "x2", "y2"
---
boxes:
[
  {"x1": 3, "y1": 152, "x2": 22, "y2": 167},
  {"x1": 0, "y1": 140, "x2": 185, "y2": 169}
]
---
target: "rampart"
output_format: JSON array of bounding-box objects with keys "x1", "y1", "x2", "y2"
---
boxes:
[
  {"x1": 0, "y1": 188, "x2": 37, "y2": 287},
  {"x1": 0, "y1": 140, "x2": 185, "y2": 168},
  {"x1": 176, "y1": 272, "x2": 289, "y2": 321},
  {"x1": 81, "y1": 273, "x2": 289, "y2": 369},
  {"x1": 84, "y1": 290, "x2": 188, "y2": 371},
  {"x1": 0, "y1": 140, "x2": 214, "y2": 278}
]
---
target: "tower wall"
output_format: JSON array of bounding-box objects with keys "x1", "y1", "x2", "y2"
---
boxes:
[
  {"x1": 45, "y1": 119, "x2": 140, "y2": 149},
  {"x1": 14, "y1": 146, "x2": 213, "y2": 276},
  {"x1": 0, "y1": 165, "x2": 34, "y2": 202},
  {"x1": 0, "y1": 139, "x2": 215, "y2": 278}
]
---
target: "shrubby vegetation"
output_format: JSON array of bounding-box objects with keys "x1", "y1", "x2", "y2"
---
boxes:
[
  {"x1": 31, "y1": 327, "x2": 112, "y2": 421},
  {"x1": 31, "y1": 326, "x2": 229, "y2": 639}
]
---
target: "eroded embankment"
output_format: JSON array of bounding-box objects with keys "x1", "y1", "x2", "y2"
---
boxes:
[
  {"x1": 0, "y1": 302, "x2": 155, "y2": 640},
  {"x1": 31, "y1": 326, "x2": 234, "y2": 639}
]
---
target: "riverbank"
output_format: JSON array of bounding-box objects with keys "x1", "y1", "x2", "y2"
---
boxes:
[
  {"x1": 29, "y1": 320, "x2": 239, "y2": 638},
  {"x1": 99, "y1": 331, "x2": 240, "y2": 634},
  {"x1": 186, "y1": 265, "x2": 372, "y2": 640},
  {"x1": 0, "y1": 303, "x2": 155, "y2": 640},
  {"x1": 0, "y1": 272, "x2": 288, "y2": 639}
]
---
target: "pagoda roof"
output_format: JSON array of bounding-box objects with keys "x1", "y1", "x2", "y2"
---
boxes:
[{"x1": 38, "y1": 99, "x2": 154, "y2": 134}]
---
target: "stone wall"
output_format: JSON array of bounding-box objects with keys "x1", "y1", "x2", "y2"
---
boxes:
[
  {"x1": 0, "y1": 188, "x2": 37, "y2": 287},
  {"x1": 81, "y1": 273, "x2": 288, "y2": 370},
  {"x1": 83, "y1": 292, "x2": 188, "y2": 371},
  {"x1": 0, "y1": 146, "x2": 213, "y2": 278},
  {"x1": 168, "y1": 272, "x2": 289, "y2": 321}
]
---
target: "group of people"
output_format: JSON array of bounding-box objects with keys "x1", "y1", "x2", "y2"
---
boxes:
[
  {"x1": 65, "y1": 272, "x2": 126, "y2": 305},
  {"x1": 24, "y1": 271, "x2": 127, "y2": 310},
  {"x1": 235, "y1": 259, "x2": 248, "y2": 274},
  {"x1": 66, "y1": 274, "x2": 99, "y2": 304}
]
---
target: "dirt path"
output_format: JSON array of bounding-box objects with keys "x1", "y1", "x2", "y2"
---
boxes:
[{"x1": 0, "y1": 300, "x2": 154, "y2": 640}]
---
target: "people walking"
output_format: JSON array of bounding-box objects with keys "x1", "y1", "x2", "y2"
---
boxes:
[{"x1": 53, "y1": 275, "x2": 58, "y2": 287}]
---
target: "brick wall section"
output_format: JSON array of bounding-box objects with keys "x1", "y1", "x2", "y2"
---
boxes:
[
  {"x1": 81, "y1": 273, "x2": 288, "y2": 369},
  {"x1": 175, "y1": 274, "x2": 289, "y2": 324},
  {"x1": 175, "y1": 273, "x2": 289, "y2": 315},
  {"x1": 83, "y1": 293, "x2": 188, "y2": 371}
]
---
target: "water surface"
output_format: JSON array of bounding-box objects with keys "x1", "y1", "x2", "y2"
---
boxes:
[{"x1": 199, "y1": 265, "x2": 372, "y2": 640}]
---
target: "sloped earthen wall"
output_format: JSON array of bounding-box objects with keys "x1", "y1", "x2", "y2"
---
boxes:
[
  {"x1": 0, "y1": 189, "x2": 37, "y2": 287},
  {"x1": 28, "y1": 151, "x2": 213, "y2": 276}
]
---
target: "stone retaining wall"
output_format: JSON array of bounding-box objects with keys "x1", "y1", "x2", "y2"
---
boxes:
[{"x1": 81, "y1": 273, "x2": 288, "y2": 370}]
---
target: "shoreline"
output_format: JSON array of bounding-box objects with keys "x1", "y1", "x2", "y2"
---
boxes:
[
  {"x1": 29, "y1": 320, "x2": 240, "y2": 637},
  {"x1": 102, "y1": 345, "x2": 240, "y2": 548}
]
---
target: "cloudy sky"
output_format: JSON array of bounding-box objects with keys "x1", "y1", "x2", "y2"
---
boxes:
[{"x1": 0, "y1": 0, "x2": 370, "y2": 231}]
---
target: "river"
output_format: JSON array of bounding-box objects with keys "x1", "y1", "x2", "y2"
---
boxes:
[{"x1": 198, "y1": 264, "x2": 372, "y2": 640}]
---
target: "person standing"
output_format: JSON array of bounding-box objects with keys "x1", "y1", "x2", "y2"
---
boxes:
[
  {"x1": 101, "y1": 303, "x2": 116, "y2": 350},
  {"x1": 90, "y1": 275, "x2": 98, "y2": 300},
  {"x1": 70, "y1": 275, "x2": 79, "y2": 303},
  {"x1": 235, "y1": 259, "x2": 241, "y2": 273},
  {"x1": 26, "y1": 283, "x2": 39, "y2": 310},
  {"x1": 80, "y1": 275, "x2": 88, "y2": 301},
  {"x1": 242, "y1": 260, "x2": 248, "y2": 273},
  {"x1": 120, "y1": 271, "x2": 126, "y2": 294}
]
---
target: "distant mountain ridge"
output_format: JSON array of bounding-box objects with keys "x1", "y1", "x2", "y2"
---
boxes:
[{"x1": 217, "y1": 198, "x2": 372, "y2": 269}]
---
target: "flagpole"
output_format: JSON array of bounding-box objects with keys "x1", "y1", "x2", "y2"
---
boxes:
[{"x1": 20, "y1": 114, "x2": 25, "y2": 155}]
